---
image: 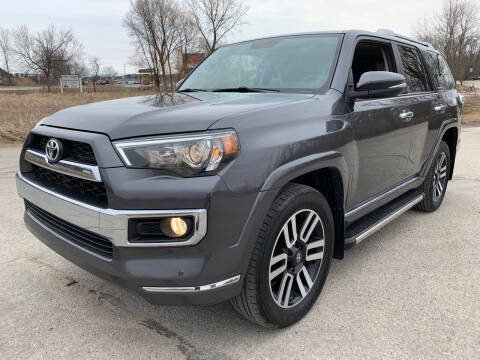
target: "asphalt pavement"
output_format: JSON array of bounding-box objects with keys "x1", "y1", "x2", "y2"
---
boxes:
[{"x1": 0, "y1": 127, "x2": 479, "y2": 359}]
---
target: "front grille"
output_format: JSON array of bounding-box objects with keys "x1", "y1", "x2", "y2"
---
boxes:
[
  {"x1": 31, "y1": 135, "x2": 97, "y2": 165},
  {"x1": 32, "y1": 165, "x2": 108, "y2": 207},
  {"x1": 26, "y1": 201, "x2": 113, "y2": 259}
]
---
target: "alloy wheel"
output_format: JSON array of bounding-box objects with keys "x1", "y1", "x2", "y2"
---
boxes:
[
  {"x1": 432, "y1": 152, "x2": 448, "y2": 202},
  {"x1": 268, "y1": 209, "x2": 325, "y2": 308}
]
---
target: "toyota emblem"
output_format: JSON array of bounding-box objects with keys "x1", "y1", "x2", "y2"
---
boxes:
[{"x1": 46, "y1": 138, "x2": 63, "y2": 163}]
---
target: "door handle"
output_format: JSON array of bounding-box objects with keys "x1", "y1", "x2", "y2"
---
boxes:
[
  {"x1": 399, "y1": 111, "x2": 414, "y2": 121},
  {"x1": 434, "y1": 104, "x2": 447, "y2": 112}
]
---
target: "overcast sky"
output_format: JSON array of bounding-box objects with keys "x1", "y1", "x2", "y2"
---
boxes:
[{"x1": 0, "y1": 0, "x2": 442, "y2": 74}]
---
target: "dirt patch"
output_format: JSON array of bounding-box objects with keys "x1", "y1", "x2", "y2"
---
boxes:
[{"x1": 0, "y1": 90, "x2": 154, "y2": 144}]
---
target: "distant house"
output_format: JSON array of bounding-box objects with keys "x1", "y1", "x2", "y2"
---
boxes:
[
  {"x1": 0, "y1": 67, "x2": 11, "y2": 85},
  {"x1": 180, "y1": 53, "x2": 206, "y2": 77}
]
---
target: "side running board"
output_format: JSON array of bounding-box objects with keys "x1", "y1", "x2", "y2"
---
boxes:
[{"x1": 345, "y1": 191, "x2": 424, "y2": 246}]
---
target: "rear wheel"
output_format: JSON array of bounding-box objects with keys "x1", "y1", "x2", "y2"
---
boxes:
[
  {"x1": 231, "y1": 183, "x2": 334, "y2": 328},
  {"x1": 416, "y1": 141, "x2": 450, "y2": 212}
]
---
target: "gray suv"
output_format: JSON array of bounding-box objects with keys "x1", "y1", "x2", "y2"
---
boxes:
[{"x1": 16, "y1": 29, "x2": 461, "y2": 328}]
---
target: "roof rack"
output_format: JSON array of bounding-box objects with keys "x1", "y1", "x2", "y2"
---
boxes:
[{"x1": 376, "y1": 29, "x2": 432, "y2": 48}]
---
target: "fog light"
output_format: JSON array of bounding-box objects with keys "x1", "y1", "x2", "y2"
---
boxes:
[{"x1": 160, "y1": 217, "x2": 188, "y2": 238}]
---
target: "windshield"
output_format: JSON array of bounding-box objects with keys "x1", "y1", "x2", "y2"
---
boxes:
[{"x1": 179, "y1": 34, "x2": 341, "y2": 93}]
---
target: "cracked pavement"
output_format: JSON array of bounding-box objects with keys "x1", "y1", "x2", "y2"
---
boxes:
[{"x1": 0, "y1": 127, "x2": 479, "y2": 359}]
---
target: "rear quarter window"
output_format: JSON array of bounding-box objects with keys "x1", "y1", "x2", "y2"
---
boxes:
[
  {"x1": 423, "y1": 51, "x2": 455, "y2": 91},
  {"x1": 438, "y1": 55, "x2": 455, "y2": 90}
]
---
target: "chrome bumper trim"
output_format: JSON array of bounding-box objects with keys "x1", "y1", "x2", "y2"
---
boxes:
[
  {"x1": 24, "y1": 149, "x2": 102, "y2": 182},
  {"x1": 141, "y1": 275, "x2": 241, "y2": 293},
  {"x1": 16, "y1": 172, "x2": 207, "y2": 247}
]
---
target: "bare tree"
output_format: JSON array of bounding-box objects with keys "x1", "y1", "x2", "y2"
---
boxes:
[
  {"x1": 102, "y1": 65, "x2": 117, "y2": 79},
  {"x1": 175, "y1": 13, "x2": 200, "y2": 79},
  {"x1": 0, "y1": 27, "x2": 12, "y2": 85},
  {"x1": 13, "y1": 24, "x2": 83, "y2": 91},
  {"x1": 415, "y1": 0, "x2": 480, "y2": 80},
  {"x1": 165, "y1": 2, "x2": 189, "y2": 90},
  {"x1": 70, "y1": 60, "x2": 87, "y2": 78},
  {"x1": 124, "y1": 0, "x2": 189, "y2": 91},
  {"x1": 124, "y1": 0, "x2": 163, "y2": 89},
  {"x1": 89, "y1": 56, "x2": 101, "y2": 92},
  {"x1": 187, "y1": 0, "x2": 248, "y2": 53}
]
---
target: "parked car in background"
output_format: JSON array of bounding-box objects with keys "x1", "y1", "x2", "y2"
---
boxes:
[
  {"x1": 17, "y1": 29, "x2": 461, "y2": 328},
  {"x1": 96, "y1": 79, "x2": 108, "y2": 86}
]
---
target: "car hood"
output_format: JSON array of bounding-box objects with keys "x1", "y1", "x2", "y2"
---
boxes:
[{"x1": 42, "y1": 92, "x2": 313, "y2": 140}]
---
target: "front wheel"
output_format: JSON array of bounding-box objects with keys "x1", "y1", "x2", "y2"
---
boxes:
[
  {"x1": 231, "y1": 183, "x2": 334, "y2": 328},
  {"x1": 416, "y1": 141, "x2": 451, "y2": 212}
]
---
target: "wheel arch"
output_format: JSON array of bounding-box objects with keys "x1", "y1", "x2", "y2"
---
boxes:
[
  {"x1": 290, "y1": 168, "x2": 345, "y2": 260},
  {"x1": 420, "y1": 120, "x2": 459, "y2": 180},
  {"x1": 441, "y1": 127, "x2": 458, "y2": 180},
  {"x1": 261, "y1": 152, "x2": 349, "y2": 260}
]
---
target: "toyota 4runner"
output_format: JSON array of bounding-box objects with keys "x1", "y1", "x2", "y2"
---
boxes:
[{"x1": 16, "y1": 29, "x2": 462, "y2": 328}]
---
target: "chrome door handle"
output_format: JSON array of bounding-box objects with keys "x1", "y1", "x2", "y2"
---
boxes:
[
  {"x1": 399, "y1": 111, "x2": 414, "y2": 120},
  {"x1": 434, "y1": 104, "x2": 447, "y2": 112}
]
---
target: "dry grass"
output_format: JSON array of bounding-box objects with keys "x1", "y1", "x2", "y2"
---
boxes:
[
  {"x1": 12, "y1": 77, "x2": 39, "y2": 87},
  {"x1": 1, "y1": 90, "x2": 479, "y2": 145},
  {"x1": 0, "y1": 91, "x2": 152, "y2": 144},
  {"x1": 463, "y1": 95, "x2": 480, "y2": 126}
]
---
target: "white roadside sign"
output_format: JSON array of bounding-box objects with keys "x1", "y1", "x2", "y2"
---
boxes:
[
  {"x1": 60, "y1": 75, "x2": 83, "y2": 93},
  {"x1": 62, "y1": 75, "x2": 79, "y2": 88}
]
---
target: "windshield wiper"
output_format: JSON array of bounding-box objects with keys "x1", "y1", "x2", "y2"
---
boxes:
[
  {"x1": 178, "y1": 88, "x2": 209, "y2": 92},
  {"x1": 211, "y1": 86, "x2": 280, "y2": 93}
]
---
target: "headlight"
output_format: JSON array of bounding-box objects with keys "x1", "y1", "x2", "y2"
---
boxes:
[{"x1": 113, "y1": 130, "x2": 240, "y2": 176}]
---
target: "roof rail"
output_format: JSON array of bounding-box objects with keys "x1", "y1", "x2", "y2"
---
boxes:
[{"x1": 376, "y1": 29, "x2": 432, "y2": 48}]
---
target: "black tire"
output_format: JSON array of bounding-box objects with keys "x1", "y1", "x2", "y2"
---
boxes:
[
  {"x1": 231, "y1": 183, "x2": 334, "y2": 328},
  {"x1": 416, "y1": 141, "x2": 451, "y2": 212}
]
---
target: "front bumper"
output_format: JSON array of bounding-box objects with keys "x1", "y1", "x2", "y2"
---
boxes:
[
  {"x1": 16, "y1": 172, "x2": 252, "y2": 305},
  {"x1": 17, "y1": 172, "x2": 207, "y2": 248}
]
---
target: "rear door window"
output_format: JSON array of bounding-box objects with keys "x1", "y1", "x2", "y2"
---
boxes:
[
  {"x1": 397, "y1": 44, "x2": 430, "y2": 93},
  {"x1": 437, "y1": 55, "x2": 455, "y2": 90}
]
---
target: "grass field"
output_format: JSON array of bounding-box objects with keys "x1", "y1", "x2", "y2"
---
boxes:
[
  {"x1": 0, "y1": 91, "x2": 151, "y2": 144},
  {"x1": 0, "y1": 91, "x2": 479, "y2": 144}
]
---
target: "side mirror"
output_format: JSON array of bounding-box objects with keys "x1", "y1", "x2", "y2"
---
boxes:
[
  {"x1": 176, "y1": 78, "x2": 185, "y2": 90},
  {"x1": 351, "y1": 71, "x2": 406, "y2": 99}
]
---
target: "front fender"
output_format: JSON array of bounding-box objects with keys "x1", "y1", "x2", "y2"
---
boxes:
[{"x1": 261, "y1": 150, "x2": 349, "y2": 206}]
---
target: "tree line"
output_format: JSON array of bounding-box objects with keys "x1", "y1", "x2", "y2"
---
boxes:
[
  {"x1": 0, "y1": 24, "x2": 121, "y2": 91},
  {"x1": 2, "y1": 0, "x2": 476, "y2": 93},
  {"x1": 415, "y1": 0, "x2": 480, "y2": 82},
  {"x1": 0, "y1": 0, "x2": 248, "y2": 92}
]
